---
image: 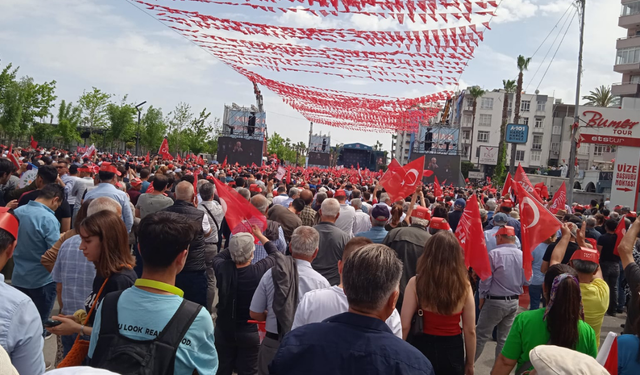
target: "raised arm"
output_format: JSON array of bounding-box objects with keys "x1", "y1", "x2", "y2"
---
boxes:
[
  {"x1": 619, "y1": 219, "x2": 640, "y2": 269},
  {"x1": 550, "y1": 224, "x2": 572, "y2": 266}
]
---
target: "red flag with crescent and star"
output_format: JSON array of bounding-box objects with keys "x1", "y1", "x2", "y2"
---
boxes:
[
  {"x1": 379, "y1": 157, "x2": 424, "y2": 202},
  {"x1": 501, "y1": 172, "x2": 512, "y2": 198},
  {"x1": 548, "y1": 181, "x2": 566, "y2": 214},
  {"x1": 455, "y1": 194, "x2": 491, "y2": 280},
  {"x1": 515, "y1": 182, "x2": 562, "y2": 280},
  {"x1": 211, "y1": 177, "x2": 266, "y2": 242}
]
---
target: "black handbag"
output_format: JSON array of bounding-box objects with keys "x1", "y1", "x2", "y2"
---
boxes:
[{"x1": 407, "y1": 308, "x2": 424, "y2": 344}]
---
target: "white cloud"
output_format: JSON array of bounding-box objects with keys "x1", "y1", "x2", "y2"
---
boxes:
[{"x1": 493, "y1": 0, "x2": 539, "y2": 24}]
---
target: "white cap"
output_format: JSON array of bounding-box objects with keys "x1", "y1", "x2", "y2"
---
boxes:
[
  {"x1": 529, "y1": 345, "x2": 608, "y2": 375},
  {"x1": 47, "y1": 367, "x2": 121, "y2": 375}
]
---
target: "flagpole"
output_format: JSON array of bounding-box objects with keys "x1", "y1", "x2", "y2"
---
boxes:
[{"x1": 567, "y1": 0, "x2": 586, "y2": 206}]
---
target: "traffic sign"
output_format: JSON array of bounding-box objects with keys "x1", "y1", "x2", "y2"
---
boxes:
[{"x1": 506, "y1": 124, "x2": 529, "y2": 144}]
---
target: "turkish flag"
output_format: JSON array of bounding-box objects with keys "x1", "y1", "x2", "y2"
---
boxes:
[
  {"x1": 515, "y1": 182, "x2": 562, "y2": 280},
  {"x1": 433, "y1": 175, "x2": 443, "y2": 197},
  {"x1": 379, "y1": 157, "x2": 425, "y2": 202},
  {"x1": 222, "y1": 156, "x2": 227, "y2": 168},
  {"x1": 30, "y1": 136, "x2": 37, "y2": 149},
  {"x1": 145, "y1": 151, "x2": 149, "y2": 164},
  {"x1": 501, "y1": 172, "x2": 512, "y2": 197},
  {"x1": 614, "y1": 217, "x2": 627, "y2": 256},
  {"x1": 515, "y1": 164, "x2": 543, "y2": 202},
  {"x1": 602, "y1": 336, "x2": 619, "y2": 375},
  {"x1": 286, "y1": 168, "x2": 291, "y2": 184},
  {"x1": 423, "y1": 170, "x2": 434, "y2": 177},
  {"x1": 158, "y1": 138, "x2": 173, "y2": 161},
  {"x1": 455, "y1": 195, "x2": 491, "y2": 280},
  {"x1": 212, "y1": 177, "x2": 266, "y2": 241},
  {"x1": 548, "y1": 182, "x2": 567, "y2": 214}
]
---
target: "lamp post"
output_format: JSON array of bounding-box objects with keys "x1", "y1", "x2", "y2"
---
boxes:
[{"x1": 135, "y1": 101, "x2": 146, "y2": 157}]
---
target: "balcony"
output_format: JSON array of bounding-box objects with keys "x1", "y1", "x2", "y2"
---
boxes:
[
  {"x1": 620, "y1": 13, "x2": 640, "y2": 29},
  {"x1": 614, "y1": 62, "x2": 640, "y2": 73},
  {"x1": 612, "y1": 81, "x2": 640, "y2": 97},
  {"x1": 618, "y1": 35, "x2": 640, "y2": 49}
]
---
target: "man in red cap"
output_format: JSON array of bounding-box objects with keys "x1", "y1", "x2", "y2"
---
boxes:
[
  {"x1": 475, "y1": 226, "x2": 526, "y2": 361},
  {"x1": 84, "y1": 162, "x2": 133, "y2": 232},
  {"x1": 382, "y1": 205, "x2": 431, "y2": 311},
  {"x1": 550, "y1": 224, "x2": 608, "y2": 339},
  {"x1": 127, "y1": 178, "x2": 143, "y2": 206}
]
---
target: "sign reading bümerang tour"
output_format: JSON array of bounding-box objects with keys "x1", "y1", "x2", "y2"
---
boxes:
[{"x1": 580, "y1": 107, "x2": 640, "y2": 209}]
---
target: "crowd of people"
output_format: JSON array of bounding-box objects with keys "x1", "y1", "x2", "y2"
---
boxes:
[{"x1": 0, "y1": 147, "x2": 639, "y2": 374}]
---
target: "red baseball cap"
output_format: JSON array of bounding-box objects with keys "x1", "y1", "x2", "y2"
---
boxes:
[
  {"x1": 494, "y1": 226, "x2": 516, "y2": 237},
  {"x1": 570, "y1": 248, "x2": 600, "y2": 264},
  {"x1": 249, "y1": 184, "x2": 262, "y2": 193},
  {"x1": 0, "y1": 207, "x2": 19, "y2": 240},
  {"x1": 411, "y1": 206, "x2": 431, "y2": 220},
  {"x1": 335, "y1": 189, "x2": 347, "y2": 197},
  {"x1": 130, "y1": 178, "x2": 142, "y2": 187},
  {"x1": 99, "y1": 162, "x2": 121, "y2": 176},
  {"x1": 627, "y1": 211, "x2": 637, "y2": 218},
  {"x1": 500, "y1": 199, "x2": 514, "y2": 208},
  {"x1": 429, "y1": 217, "x2": 450, "y2": 231}
]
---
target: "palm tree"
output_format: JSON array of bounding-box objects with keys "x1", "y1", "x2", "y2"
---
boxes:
[
  {"x1": 467, "y1": 86, "x2": 485, "y2": 164},
  {"x1": 513, "y1": 55, "x2": 531, "y2": 125},
  {"x1": 494, "y1": 79, "x2": 516, "y2": 182},
  {"x1": 582, "y1": 85, "x2": 620, "y2": 107}
]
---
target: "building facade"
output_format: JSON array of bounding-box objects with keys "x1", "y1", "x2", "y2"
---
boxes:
[
  {"x1": 454, "y1": 88, "x2": 556, "y2": 173},
  {"x1": 613, "y1": 0, "x2": 640, "y2": 98}
]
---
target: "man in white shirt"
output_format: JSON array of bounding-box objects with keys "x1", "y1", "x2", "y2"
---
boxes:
[
  {"x1": 70, "y1": 164, "x2": 95, "y2": 223},
  {"x1": 351, "y1": 198, "x2": 371, "y2": 235},
  {"x1": 250, "y1": 226, "x2": 330, "y2": 375},
  {"x1": 334, "y1": 189, "x2": 356, "y2": 236},
  {"x1": 292, "y1": 236, "x2": 402, "y2": 338},
  {"x1": 484, "y1": 213, "x2": 521, "y2": 252}
]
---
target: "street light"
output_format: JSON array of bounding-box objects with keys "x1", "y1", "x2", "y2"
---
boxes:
[{"x1": 135, "y1": 101, "x2": 147, "y2": 157}]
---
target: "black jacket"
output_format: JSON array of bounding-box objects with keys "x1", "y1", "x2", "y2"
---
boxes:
[{"x1": 163, "y1": 200, "x2": 207, "y2": 272}]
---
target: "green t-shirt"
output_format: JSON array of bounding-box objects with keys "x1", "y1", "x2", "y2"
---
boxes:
[{"x1": 501, "y1": 308, "x2": 598, "y2": 371}]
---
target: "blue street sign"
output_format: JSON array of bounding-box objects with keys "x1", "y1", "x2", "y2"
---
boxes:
[{"x1": 506, "y1": 124, "x2": 529, "y2": 144}]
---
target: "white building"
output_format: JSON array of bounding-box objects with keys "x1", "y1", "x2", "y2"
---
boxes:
[
  {"x1": 393, "y1": 130, "x2": 413, "y2": 165},
  {"x1": 455, "y1": 88, "x2": 556, "y2": 172}
]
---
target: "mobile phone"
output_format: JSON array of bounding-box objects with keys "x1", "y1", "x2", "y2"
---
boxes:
[{"x1": 44, "y1": 319, "x2": 62, "y2": 328}]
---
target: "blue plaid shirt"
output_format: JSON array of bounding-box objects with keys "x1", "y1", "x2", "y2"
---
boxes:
[
  {"x1": 51, "y1": 234, "x2": 96, "y2": 315},
  {"x1": 252, "y1": 226, "x2": 287, "y2": 263}
]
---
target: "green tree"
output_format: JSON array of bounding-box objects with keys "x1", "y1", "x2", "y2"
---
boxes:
[
  {"x1": 268, "y1": 132, "x2": 297, "y2": 164},
  {"x1": 0, "y1": 75, "x2": 57, "y2": 143},
  {"x1": 56, "y1": 99, "x2": 82, "y2": 147},
  {"x1": 467, "y1": 86, "x2": 485, "y2": 164},
  {"x1": 0, "y1": 63, "x2": 18, "y2": 104},
  {"x1": 78, "y1": 87, "x2": 111, "y2": 136},
  {"x1": 183, "y1": 108, "x2": 215, "y2": 155},
  {"x1": 582, "y1": 85, "x2": 620, "y2": 107},
  {"x1": 106, "y1": 96, "x2": 136, "y2": 152},
  {"x1": 513, "y1": 55, "x2": 531, "y2": 126},
  {"x1": 494, "y1": 79, "x2": 517, "y2": 184},
  {"x1": 32, "y1": 122, "x2": 56, "y2": 144},
  {"x1": 373, "y1": 140, "x2": 383, "y2": 151},
  {"x1": 141, "y1": 106, "x2": 167, "y2": 151},
  {"x1": 166, "y1": 102, "x2": 193, "y2": 153}
]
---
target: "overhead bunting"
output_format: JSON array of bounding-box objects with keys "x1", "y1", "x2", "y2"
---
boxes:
[{"x1": 136, "y1": 0, "x2": 496, "y2": 132}]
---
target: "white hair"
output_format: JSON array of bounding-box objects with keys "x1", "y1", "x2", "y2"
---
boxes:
[
  {"x1": 87, "y1": 197, "x2": 121, "y2": 216},
  {"x1": 290, "y1": 226, "x2": 319, "y2": 257},
  {"x1": 380, "y1": 193, "x2": 390, "y2": 203},
  {"x1": 411, "y1": 217, "x2": 429, "y2": 227},
  {"x1": 321, "y1": 198, "x2": 340, "y2": 218},
  {"x1": 175, "y1": 181, "x2": 194, "y2": 201}
]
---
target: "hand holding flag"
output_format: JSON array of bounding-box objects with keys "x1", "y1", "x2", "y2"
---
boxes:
[{"x1": 455, "y1": 195, "x2": 491, "y2": 280}]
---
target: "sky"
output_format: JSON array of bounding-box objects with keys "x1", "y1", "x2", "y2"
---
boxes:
[{"x1": 0, "y1": 0, "x2": 625, "y2": 154}]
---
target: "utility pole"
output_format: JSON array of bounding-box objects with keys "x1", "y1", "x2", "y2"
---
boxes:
[
  {"x1": 308, "y1": 121, "x2": 313, "y2": 152},
  {"x1": 135, "y1": 101, "x2": 146, "y2": 156},
  {"x1": 567, "y1": 0, "x2": 586, "y2": 205}
]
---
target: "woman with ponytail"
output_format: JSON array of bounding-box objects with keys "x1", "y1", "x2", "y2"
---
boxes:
[{"x1": 491, "y1": 264, "x2": 598, "y2": 375}]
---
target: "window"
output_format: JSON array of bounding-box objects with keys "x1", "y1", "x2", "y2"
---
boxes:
[
  {"x1": 622, "y1": 1, "x2": 640, "y2": 16},
  {"x1": 593, "y1": 145, "x2": 611, "y2": 156},
  {"x1": 552, "y1": 125, "x2": 561, "y2": 135},
  {"x1": 466, "y1": 98, "x2": 474, "y2": 109},
  {"x1": 463, "y1": 114, "x2": 472, "y2": 126},
  {"x1": 516, "y1": 150, "x2": 525, "y2": 161},
  {"x1": 508, "y1": 99, "x2": 513, "y2": 109},
  {"x1": 578, "y1": 144, "x2": 589, "y2": 155},
  {"x1": 534, "y1": 118, "x2": 543, "y2": 128},
  {"x1": 551, "y1": 142, "x2": 560, "y2": 152},
  {"x1": 479, "y1": 114, "x2": 492, "y2": 127},
  {"x1": 532, "y1": 135, "x2": 543, "y2": 150},
  {"x1": 530, "y1": 151, "x2": 541, "y2": 162},
  {"x1": 536, "y1": 101, "x2": 546, "y2": 112},
  {"x1": 462, "y1": 130, "x2": 470, "y2": 141},
  {"x1": 521, "y1": 100, "x2": 531, "y2": 112},
  {"x1": 481, "y1": 97, "x2": 494, "y2": 110},
  {"x1": 463, "y1": 145, "x2": 470, "y2": 158},
  {"x1": 522, "y1": 117, "x2": 529, "y2": 126},
  {"x1": 631, "y1": 75, "x2": 640, "y2": 84},
  {"x1": 616, "y1": 47, "x2": 640, "y2": 65},
  {"x1": 477, "y1": 131, "x2": 490, "y2": 143}
]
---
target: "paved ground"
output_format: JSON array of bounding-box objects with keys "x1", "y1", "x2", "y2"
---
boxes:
[{"x1": 43, "y1": 304, "x2": 627, "y2": 373}]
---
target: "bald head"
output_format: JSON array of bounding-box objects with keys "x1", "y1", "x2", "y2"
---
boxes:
[
  {"x1": 300, "y1": 189, "x2": 313, "y2": 206},
  {"x1": 87, "y1": 197, "x2": 122, "y2": 216},
  {"x1": 175, "y1": 181, "x2": 194, "y2": 202},
  {"x1": 251, "y1": 194, "x2": 269, "y2": 214}
]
